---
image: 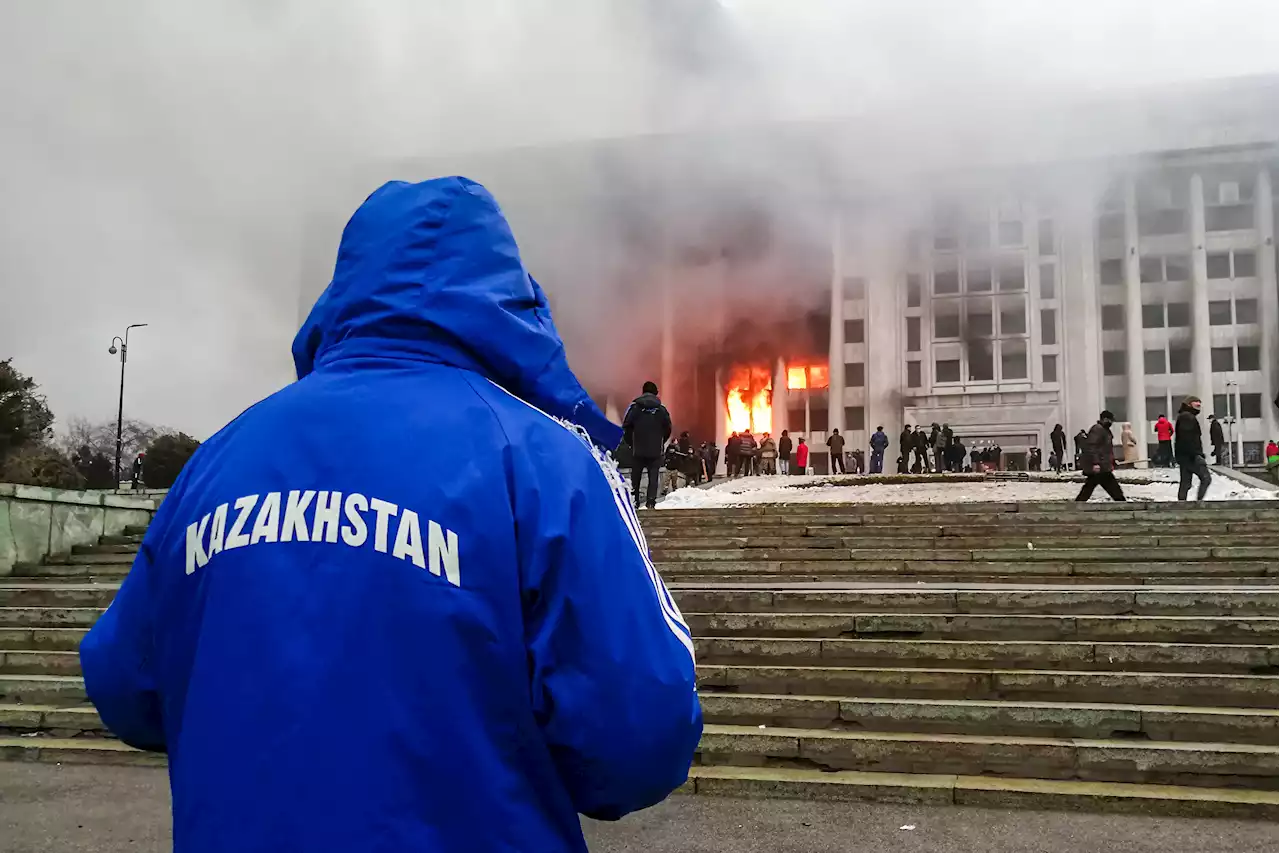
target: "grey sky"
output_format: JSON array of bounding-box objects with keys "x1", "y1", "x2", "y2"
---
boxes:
[{"x1": 1, "y1": 0, "x2": 1275, "y2": 439}]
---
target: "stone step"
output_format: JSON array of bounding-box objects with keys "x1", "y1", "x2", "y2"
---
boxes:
[
  {"x1": 655, "y1": 546, "x2": 1277, "y2": 562},
  {"x1": 694, "y1": 637, "x2": 1278, "y2": 674},
  {"x1": 664, "y1": 574, "x2": 1274, "y2": 586},
  {"x1": 647, "y1": 522, "x2": 1279, "y2": 537},
  {"x1": 650, "y1": 500, "x2": 1278, "y2": 517},
  {"x1": 122, "y1": 524, "x2": 149, "y2": 536},
  {"x1": 698, "y1": 692, "x2": 1278, "y2": 744},
  {"x1": 0, "y1": 675, "x2": 87, "y2": 704},
  {"x1": 10, "y1": 563, "x2": 130, "y2": 578},
  {"x1": 657, "y1": 560, "x2": 1277, "y2": 578},
  {"x1": 0, "y1": 628, "x2": 86, "y2": 651},
  {"x1": 0, "y1": 735, "x2": 164, "y2": 766},
  {"x1": 97, "y1": 534, "x2": 144, "y2": 547},
  {"x1": 695, "y1": 724, "x2": 1278, "y2": 790},
  {"x1": 42, "y1": 551, "x2": 135, "y2": 566},
  {"x1": 697, "y1": 665, "x2": 1278, "y2": 708},
  {"x1": 684, "y1": 765, "x2": 1278, "y2": 819},
  {"x1": 71, "y1": 543, "x2": 140, "y2": 555},
  {"x1": 646, "y1": 509, "x2": 1278, "y2": 528},
  {"x1": 0, "y1": 585, "x2": 119, "y2": 608},
  {"x1": 649, "y1": 534, "x2": 1280, "y2": 550},
  {"x1": 670, "y1": 588, "x2": 1280, "y2": 617},
  {"x1": 0, "y1": 608, "x2": 105, "y2": 628},
  {"x1": 0, "y1": 650, "x2": 82, "y2": 675},
  {"x1": 0, "y1": 703, "x2": 105, "y2": 736},
  {"x1": 684, "y1": 613, "x2": 1277, "y2": 643}
]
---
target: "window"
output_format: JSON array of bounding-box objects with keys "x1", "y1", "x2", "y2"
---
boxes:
[
  {"x1": 845, "y1": 406, "x2": 865, "y2": 430},
  {"x1": 906, "y1": 361, "x2": 921, "y2": 388},
  {"x1": 1040, "y1": 309, "x2": 1056, "y2": 345},
  {"x1": 1098, "y1": 213, "x2": 1124, "y2": 240},
  {"x1": 1165, "y1": 256, "x2": 1189, "y2": 282},
  {"x1": 1238, "y1": 346, "x2": 1260, "y2": 371},
  {"x1": 998, "y1": 219, "x2": 1023, "y2": 246},
  {"x1": 1144, "y1": 349, "x2": 1166, "y2": 374},
  {"x1": 1206, "y1": 205, "x2": 1254, "y2": 231},
  {"x1": 1234, "y1": 250, "x2": 1257, "y2": 278},
  {"x1": 1214, "y1": 181, "x2": 1241, "y2": 205},
  {"x1": 1140, "y1": 257, "x2": 1163, "y2": 283},
  {"x1": 935, "y1": 267, "x2": 960, "y2": 295},
  {"x1": 844, "y1": 276, "x2": 866, "y2": 299},
  {"x1": 788, "y1": 404, "x2": 805, "y2": 430},
  {"x1": 1103, "y1": 350, "x2": 1126, "y2": 376},
  {"x1": 906, "y1": 317, "x2": 921, "y2": 351},
  {"x1": 1211, "y1": 346, "x2": 1235, "y2": 371},
  {"x1": 1042, "y1": 354, "x2": 1058, "y2": 382},
  {"x1": 1166, "y1": 302, "x2": 1191, "y2": 327},
  {"x1": 1104, "y1": 396, "x2": 1128, "y2": 423},
  {"x1": 907, "y1": 274, "x2": 922, "y2": 307},
  {"x1": 934, "y1": 301, "x2": 961, "y2": 338},
  {"x1": 1038, "y1": 219, "x2": 1054, "y2": 255},
  {"x1": 1209, "y1": 300, "x2": 1233, "y2": 325},
  {"x1": 1146, "y1": 396, "x2": 1167, "y2": 419},
  {"x1": 1236, "y1": 298, "x2": 1258, "y2": 324},
  {"x1": 1207, "y1": 253, "x2": 1231, "y2": 279},
  {"x1": 1001, "y1": 340, "x2": 1027, "y2": 380},
  {"x1": 1100, "y1": 259, "x2": 1123, "y2": 285},
  {"x1": 1139, "y1": 208, "x2": 1186, "y2": 236},
  {"x1": 1101, "y1": 304, "x2": 1125, "y2": 330},
  {"x1": 1141, "y1": 304, "x2": 1164, "y2": 328},
  {"x1": 810, "y1": 406, "x2": 829, "y2": 433},
  {"x1": 845, "y1": 319, "x2": 865, "y2": 343},
  {"x1": 968, "y1": 301, "x2": 993, "y2": 337},
  {"x1": 966, "y1": 265, "x2": 992, "y2": 292},
  {"x1": 845, "y1": 362, "x2": 866, "y2": 387},
  {"x1": 1240, "y1": 394, "x2": 1262, "y2": 419},
  {"x1": 1213, "y1": 394, "x2": 1231, "y2": 417},
  {"x1": 999, "y1": 300, "x2": 1026, "y2": 335},
  {"x1": 1168, "y1": 346, "x2": 1192, "y2": 373},
  {"x1": 1039, "y1": 263, "x2": 1055, "y2": 298},
  {"x1": 969, "y1": 342, "x2": 994, "y2": 381},
  {"x1": 1244, "y1": 442, "x2": 1264, "y2": 464},
  {"x1": 998, "y1": 262, "x2": 1025, "y2": 291},
  {"x1": 966, "y1": 221, "x2": 990, "y2": 250},
  {"x1": 908, "y1": 230, "x2": 923, "y2": 260},
  {"x1": 936, "y1": 358, "x2": 961, "y2": 383}
]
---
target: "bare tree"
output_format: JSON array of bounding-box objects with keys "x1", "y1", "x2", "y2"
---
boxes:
[{"x1": 57, "y1": 416, "x2": 160, "y2": 472}]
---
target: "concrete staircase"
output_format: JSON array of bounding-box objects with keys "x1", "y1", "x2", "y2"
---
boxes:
[{"x1": 1, "y1": 501, "x2": 1277, "y2": 818}]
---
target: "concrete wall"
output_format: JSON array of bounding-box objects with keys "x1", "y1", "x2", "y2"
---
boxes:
[{"x1": 0, "y1": 484, "x2": 158, "y2": 576}]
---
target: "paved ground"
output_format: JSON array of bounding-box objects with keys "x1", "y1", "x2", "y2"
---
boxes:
[{"x1": 1, "y1": 764, "x2": 1276, "y2": 852}]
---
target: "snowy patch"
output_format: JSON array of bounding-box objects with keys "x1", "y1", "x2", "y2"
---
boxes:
[{"x1": 657, "y1": 471, "x2": 1277, "y2": 509}]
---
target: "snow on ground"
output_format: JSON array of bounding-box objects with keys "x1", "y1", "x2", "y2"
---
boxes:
[{"x1": 658, "y1": 468, "x2": 1277, "y2": 509}]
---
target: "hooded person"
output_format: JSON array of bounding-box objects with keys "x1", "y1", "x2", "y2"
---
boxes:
[
  {"x1": 1076, "y1": 410, "x2": 1126, "y2": 502},
  {"x1": 623, "y1": 381, "x2": 672, "y2": 509},
  {"x1": 77, "y1": 178, "x2": 701, "y2": 853},
  {"x1": 1208, "y1": 414, "x2": 1226, "y2": 464},
  {"x1": 1154, "y1": 413, "x2": 1174, "y2": 468},
  {"x1": 1049, "y1": 424, "x2": 1067, "y2": 472},
  {"x1": 1174, "y1": 395, "x2": 1212, "y2": 500}
]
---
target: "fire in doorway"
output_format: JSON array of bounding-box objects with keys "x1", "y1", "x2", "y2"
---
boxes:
[{"x1": 724, "y1": 362, "x2": 828, "y2": 439}]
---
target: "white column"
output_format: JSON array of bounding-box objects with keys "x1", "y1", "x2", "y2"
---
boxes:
[
  {"x1": 773, "y1": 357, "x2": 789, "y2": 436},
  {"x1": 713, "y1": 367, "x2": 728, "y2": 476},
  {"x1": 828, "y1": 209, "x2": 846, "y2": 437},
  {"x1": 1061, "y1": 187, "x2": 1104, "y2": 430},
  {"x1": 1189, "y1": 173, "x2": 1215, "y2": 454},
  {"x1": 1255, "y1": 168, "x2": 1278, "y2": 441},
  {"x1": 864, "y1": 216, "x2": 904, "y2": 441},
  {"x1": 660, "y1": 271, "x2": 675, "y2": 409},
  {"x1": 1121, "y1": 178, "x2": 1147, "y2": 457}
]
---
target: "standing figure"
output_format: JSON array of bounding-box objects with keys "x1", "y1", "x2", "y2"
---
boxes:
[
  {"x1": 1174, "y1": 396, "x2": 1212, "y2": 500},
  {"x1": 1208, "y1": 415, "x2": 1226, "y2": 465},
  {"x1": 827, "y1": 429, "x2": 846, "y2": 474},
  {"x1": 1154, "y1": 413, "x2": 1174, "y2": 468},
  {"x1": 759, "y1": 433, "x2": 778, "y2": 475},
  {"x1": 1075, "y1": 410, "x2": 1126, "y2": 501},
  {"x1": 794, "y1": 438, "x2": 810, "y2": 474},
  {"x1": 777, "y1": 430, "x2": 792, "y2": 475},
  {"x1": 1050, "y1": 424, "x2": 1067, "y2": 472},
  {"x1": 623, "y1": 381, "x2": 672, "y2": 510},
  {"x1": 869, "y1": 426, "x2": 889, "y2": 474}
]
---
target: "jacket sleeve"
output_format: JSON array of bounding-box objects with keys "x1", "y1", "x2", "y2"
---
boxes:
[
  {"x1": 78, "y1": 538, "x2": 165, "y2": 752},
  {"x1": 661, "y1": 406, "x2": 672, "y2": 443},
  {"x1": 517, "y1": 435, "x2": 702, "y2": 821}
]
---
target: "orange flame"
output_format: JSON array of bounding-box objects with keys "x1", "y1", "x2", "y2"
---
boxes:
[
  {"x1": 725, "y1": 366, "x2": 772, "y2": 437},
  {"x1": 787, "y1": 364, "x2": 829, "y2": 390}
]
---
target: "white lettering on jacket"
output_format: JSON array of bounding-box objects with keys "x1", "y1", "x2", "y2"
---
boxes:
[{"x1": 183, "y1": 490, "x2": 461, "y2": 587}]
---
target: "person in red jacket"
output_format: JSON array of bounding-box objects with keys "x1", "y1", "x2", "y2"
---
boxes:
[
  {"x1": 1153, "y1": 414, "x2": 1174, "y2": 468},
  {"x1": 793, "y1": 437, "x2": 810, "y2": 475}
]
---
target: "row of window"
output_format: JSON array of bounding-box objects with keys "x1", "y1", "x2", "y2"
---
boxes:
[
  {"x1": 1102, "y1": 344, "x2": 1263, "y2": 376},
  {"x1": 926, "y1": 217, "x2": 1052, "y2": 254},
  {"x1": 933, "y1": 298, "x2": 1030, "y2": 339},
  {"x1": 1104, "y1": 394, "x2": 1267, "y2": 421},
  {"x1": 1097, "y1": 205, "x2": 1256, "y2": 239},
  {"x1": 1100, "y1": 249, "x2": 1258, "y2": 285},
  {"x1": 1101, "y1": 297, "x2": 1260, "y2": 330}
]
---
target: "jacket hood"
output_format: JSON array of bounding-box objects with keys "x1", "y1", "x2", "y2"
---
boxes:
[
  {"x1": 1178, "y1": 401, "x2": 1201, "y2": 415},
  {"x1": 292, "y1": 177, "x2": 621, "y2": 449},
  {"x1": 631, "y1": 392, "x2": 662, "y2": 408}
]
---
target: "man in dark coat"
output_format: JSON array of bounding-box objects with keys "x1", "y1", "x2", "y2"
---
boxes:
[
  {"x1": 1175, "y1": 396, "x2": 1212, "y2": 500},
  {"x1": 725, "y1": 432, "x2": 740, "y2": 479},
  {"x1": 1208, "y1": 415, "x2": 1227, "y2": 465},
  {"x1": 777, "y1": 430, "x2": 793, "y2": 475},
  {"x1": 622, "y1": 381, "x2": 672, "y2": 509},
  {"x1": 737, "y1": 430, "x2": 758, "y2": 476},
  {"x1": 898, "y1": 426, "x2": 913, "y2": 467},
  {"x1": 1050, "y1": 424, "x2": 1067, "y2": 472},
  {"x1": 1075, "y1": 410, "x2": 1126, "y2": 501},
  {"x1": 1073, "y1": 429, "x2": 1088, "y2": 469},
  {"x1": 827, "y1": 429, "x2": 847, "y2": 474},
  {"x1": 913, "y1": 427, "x2": 931, "y2": 472},
  {"x1": 869, "y1": 426, "x2": 889, "y2": 474}
]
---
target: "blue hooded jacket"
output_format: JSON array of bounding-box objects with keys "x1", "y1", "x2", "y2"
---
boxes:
[{"x1": 79, "y1": 177, "x2": 701, "y2": 853}]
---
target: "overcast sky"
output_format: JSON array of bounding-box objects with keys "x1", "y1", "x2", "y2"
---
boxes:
[{"x1": 1, "y1": 0, "x2": 1276, "y2": 439}]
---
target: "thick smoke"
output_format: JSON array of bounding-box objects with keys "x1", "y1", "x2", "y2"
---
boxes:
[{"x1": 0, "y1": 0, "x2": 1275, "y2": 437}]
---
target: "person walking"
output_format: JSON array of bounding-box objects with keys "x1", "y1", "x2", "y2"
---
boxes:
[
  {"x1": 78, "y1": 177, "x2": 700, "y2": 853},
  {"x1": 913, "y1": 426, "x2": 931, "y2": 472},
  {"x1": 1154, "y1": 413, "x2": 1174, "y2": 468},
  {"x1": 1120, "y1": 422, "x2": 1139, "y2": 467},
  {"x1": 623, "y1": 381, "x2": 673, "y2": 509},
  {"x1": 1266, "y1": 439, "x2": 1278, "y2": 477},
  {"x1": 1209, "y1": 415, "x2": 1227, "y2": 465},
  {"x1": 851, "y1": 448, "x2": 865, "y2": 474},
  {"x1": 1174, "y1": 396, "x2": 1212, "y2": 500},
  {"x1": 869, "y1": 426, "x2": 889, "y2": 474},
  {"x1": 1050, "y1": 424, "x2": 1067, "y2": 472},
  {"x1": 898, "y1": 426, "x2": 913, "y2": 469},
  {"x1": 759, "y1": 432, "x2": 778, "y2": 475},
  {"x1": 1075, "y1": 410, "x2": 1126, "y2": 501},
  {"x1": 794, "y1": 437, "x2": 810, "y2": 474},
  {"x1": 130, "y1": 452, "x2": 146, "y2": 491},
  {"x1": 827, "y1": 429, "x2": 847, "y2": 474},
  {"x1": 777, "y1": 430, "x2": 793, "y2": 475}
]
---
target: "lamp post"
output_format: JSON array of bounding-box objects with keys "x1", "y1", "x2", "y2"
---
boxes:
[
  {"x1": 108, "y1": 324, "x2": 147, "y2": 487},
  {"x1": 1224, "y1": 379, "x2": 1239, "y2": 468}
]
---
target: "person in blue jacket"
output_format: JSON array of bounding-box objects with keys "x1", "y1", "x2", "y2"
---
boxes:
[{"x1": 79, "y1": 177, "x2": 703, "y2": 853}]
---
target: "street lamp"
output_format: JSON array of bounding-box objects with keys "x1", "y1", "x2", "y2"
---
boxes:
[
  {"x1": 1224, "y1": 379, "x2": 1239, "y2": 468},
  {"x1": 108, "y1": 324, "x2": 147, "y2": 487}
]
